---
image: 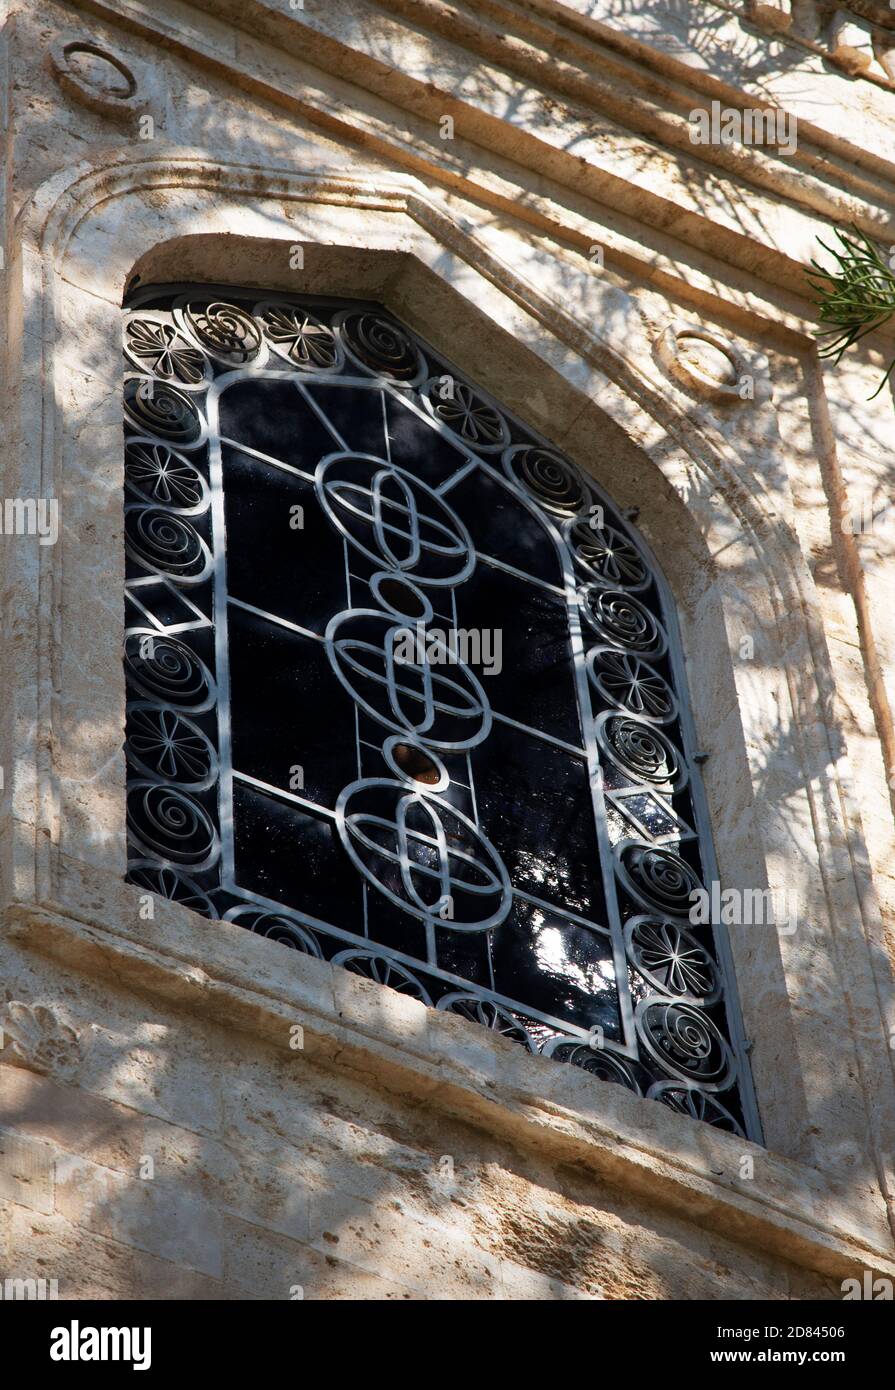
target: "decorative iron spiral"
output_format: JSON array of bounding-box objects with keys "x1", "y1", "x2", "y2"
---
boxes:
[
  {"x1": 587, "y1": 647, "x2": 677, "y2": 722},
  {"x1": 258, "y1": 305, "x2": 340, "y2": 370},
  {"x1": 339, "y1": 312, "x2": 421, "y2": 379},
  {"x1": 124, "y1": 379, "x2": 203, "y2": 445},
  {"x1": 224, "y1": 906, "x2": 323, "y2": 958},
  {"x1": 125, "y1": 440, "x2": 209, "y2": 513},
  {"x1": 636, "y1": 998, "x2": 733, "y2": 1088},
  {"x1": 646, "y1": 1082, "x2": 744, "y2": 1135},
  {"x1": 568, "y1": 518, "x2": 648, "y2": 589},
  {"x1": 546, "y1": 1040, "x2": 642, "y2": 1092},
  {"x1": 125, "y1": 703, "x2": 217, "y2": 789},
  {"x1": 617, "y1": 844, "x2": 703, "y2": 917},
  {"x1": 430, "y1": 381, "x2": 509, "y2": 449},
  {"x1": 183, "y1": 301, "x2": 262, "y2": 363},
  {"x1": 126, "y1": 782, "x2": 219, "y2": 871},
  {"x1": 583, "y1": 588, "x2": 666, "y2": 655},
  {"x1": 602, "y1": 715, "x2": 681, "y2": 784},
  {"x1": 331, "y1": 950, "x2": 432, "y2": 1002},
  {"x1": 625, "y1": 917, "x2": 720, "y2": 1003},
  {"x1": 125, "y1": 507, "x2": 210, "y2": 583},
  {"x1": 124, "y1": 318, "x2": 207, "y2": 385},
  {"x1": 508, "y1": 446, "x2": 587, "y2": 515},
  {"x1": 124, "y1": 631, "x2": 215, "y2": 710},
  {"x1": 126, "y1": 860, "x2": 216, "y2": 918},
  {"x1": 435, "y1": 993, "x2": 537, "y2": 1050}
]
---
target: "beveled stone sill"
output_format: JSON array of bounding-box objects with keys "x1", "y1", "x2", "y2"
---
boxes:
[{"x1": 4, "y1": 898, "x2": 894, "y2": 1286}]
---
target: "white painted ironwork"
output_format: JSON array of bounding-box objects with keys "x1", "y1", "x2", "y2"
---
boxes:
[{"x1": 122, "y1": 290, "x2": 763, "y2": 1142}]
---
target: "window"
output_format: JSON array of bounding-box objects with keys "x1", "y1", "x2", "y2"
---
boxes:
[{"x1": 122, "y1": 286, "x2": 760, "y2": 1140}]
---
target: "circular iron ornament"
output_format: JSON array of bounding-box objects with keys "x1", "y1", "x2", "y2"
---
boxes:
[
  {"x1": 595, "y1": 712, "x2": 685, "y2": 790},
  {"x1": 636, "y1": 997, "x2": 735, "y2": 1089},
  {"x1": 369, "y1": 570, "x2": 433, "y2": 624},
  {"x1": 124, "y1": 439, "x2": 210, "y2": 515},
  {"x1": 624, "y1": 916, "x2": 721, "y2": 1005},
  {"x1": 615, "y1": 841, "x2": 704, "y2": 918},
  {"x1": 126, "y1": 781, "x2": 220, "y2": 872},
  {"x1": 124, "y1": 506, "x2": 212, "y2": 585},
  {"x1": 542, "y1": 1038, "x2": 643, "y2": 1092},
  {"x1": 223, "y1": 906, "x2": 323, "y2": 958},
  {"x1": 325, "y1": 610, "x2": 491, "y2": 750},
  {"x1": 124, "y1": 630, "x2": 216, "y2": 712},
  {"x1": 123, "y1": 314, "x2": 210, "y2": 388},
  {"x1": 581, "y1": 587, "x2": 668, "y2": 657},
  {"x1": 336, "y1": 779, "x2": 512, "y2": 932},
  {"x1": 436, "y1": 994, "x2": 537, "y2": 1050},
  {"x1": 125, "y1": 703, "x2": 217, "y2": 790},
  {"x1": 174, "y1": 299, "x2": 266, "y2": 367},
  {"x1": 124, "y1": 376, "x2": 205, "y2": 448},
  {"x1": 565, "y1": 516, "x2": 650, "y2": 591},
  {"x1": 586, "y1": 646, "x2": 678, "y2": 724},
  {"x1": 316, "y1": 454, "x2": 475, "y2": 587},
  {"x1": 254, "y1": 301, "x2": 343, "y2": 372},
  {"x1": 423, "y1": 378, "x2": 510, "y2": 452},
  {"x1": 382, "y1": 735, "x2": 450, "y2": 792},
  {"x1": 504, "y1": 444, "x2": 589, "y2": 516},
  {"x1": 331, "y1": 950, "x2": 433, "y2": 1004},
  {"x1": 646, "y1": 1081, "x2": 745, "y2": 1136},
  {"x1": 335, "y1": 310, "x2": 425, "y2": 383},
  {"x1": 126, "y1": 860, "x2": 216, "y2": 918}
]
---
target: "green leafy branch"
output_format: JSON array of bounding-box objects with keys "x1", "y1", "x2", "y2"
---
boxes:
[{"x1": 807, "y1": 224, "x2": 895, "y2": 400}]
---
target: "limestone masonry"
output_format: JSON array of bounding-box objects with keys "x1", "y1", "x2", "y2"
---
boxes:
[{"x1": 2, "y1": 0, "x2": 895, "y2": 1300}]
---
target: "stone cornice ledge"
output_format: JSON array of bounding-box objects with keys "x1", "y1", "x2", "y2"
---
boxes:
[
  {"x1": 65, "y1": 0, "x2": 895, "y2": 297},
  {"x1": 4, "y1": 899, "x2": 893, "y2": 1287}
]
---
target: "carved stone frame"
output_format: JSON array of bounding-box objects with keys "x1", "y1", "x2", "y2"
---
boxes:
[{"x1": 4, "y1": 148, "x2": 895, "y2": 1283}]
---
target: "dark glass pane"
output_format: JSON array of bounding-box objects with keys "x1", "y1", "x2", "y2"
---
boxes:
[
  {"x1": 222, "y1": 442, "x2": 343, "y2": 634},
  {"x1": 491, "y1": 899, "x2": 620, "y2": 1038},
  {"x1": 228, "y1": 605, "x2": 357, "y2": 808},
  {"x1": 455, "y1": 565, "x2": 582, "y2": 745},
  {"x1": 218, "y1": 379, "x2": 335, "y2": 471},
  {"x1": 232, "y1": 782, "x2": 362, "y2": 927},
  {"x1": 470, "y1": 720, "x2": 605, "y2": 921},
  {"x1": 447, "y1": 466, "x2": 563, "y2": 585}
]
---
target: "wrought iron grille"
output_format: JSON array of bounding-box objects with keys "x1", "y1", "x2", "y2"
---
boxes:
[{"x1": 122, "y1": 285, "x2": 761, "y2": 1141}]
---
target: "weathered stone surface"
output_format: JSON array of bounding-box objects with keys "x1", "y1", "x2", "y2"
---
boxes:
[{"x1": 1, "y1": 0, "x2": 895, "y2": 1301}]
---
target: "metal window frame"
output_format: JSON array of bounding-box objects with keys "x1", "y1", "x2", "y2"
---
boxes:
[{"x1": 122, "y1": 284, "x2": 763, "y2": 1143}]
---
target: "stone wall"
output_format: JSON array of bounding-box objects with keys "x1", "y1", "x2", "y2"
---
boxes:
[{"x1": 2, "y1": 0, "x2": 895, "y2": 1298}]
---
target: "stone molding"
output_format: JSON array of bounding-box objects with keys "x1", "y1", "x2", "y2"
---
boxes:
[
  {"x1": 745, "y1": 0, "x2": 895, "y2": 81},
  {"x1": 63, "y1": 0, "x2": 895, "y2": 305},
  {"x1": 655, "y1": 319, "x2": 771, "y2": 403},
  {"x1": 4, "y1": 896, "x2": 894, "y2": 1286},
  {"x1": 48, "y1": 32, "x2": 142, "y2": 123}
]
